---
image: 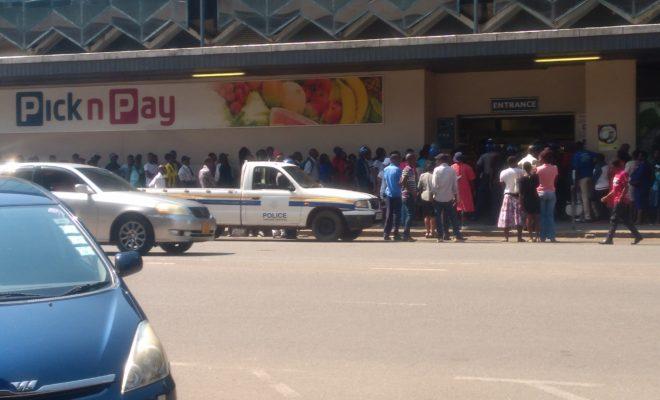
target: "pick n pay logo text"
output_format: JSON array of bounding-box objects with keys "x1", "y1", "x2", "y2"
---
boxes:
[{"x1": 16, "y1": 89, "x2": 175, "y2": 127}]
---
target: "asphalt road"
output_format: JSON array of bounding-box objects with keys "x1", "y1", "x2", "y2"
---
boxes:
[{"x1": 121, "y1": 238, "x2": 660, "y2": 400}]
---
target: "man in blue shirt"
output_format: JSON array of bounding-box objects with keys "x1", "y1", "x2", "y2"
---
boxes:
[
  {"x1": 383, "y1": 152, "x2": 403, "y2": 241},
  {"x1": 572, "y1": 141, "x2": 596, "y2": 222}
]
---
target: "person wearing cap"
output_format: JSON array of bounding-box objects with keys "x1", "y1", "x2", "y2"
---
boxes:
[
  {"x1": 382, "y1": 152, "x2": 403, "y2": 241},
  {"x1": 431, "y1": 153, "x2": 466, "y2": 242},
  {"x1": 105, "y1": 153, "x2": 121, "y2": 174}
]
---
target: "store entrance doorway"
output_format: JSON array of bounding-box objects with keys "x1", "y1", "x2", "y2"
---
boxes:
[{"x1": 458, "y1": 114, "x2": 575, "y2": 152}]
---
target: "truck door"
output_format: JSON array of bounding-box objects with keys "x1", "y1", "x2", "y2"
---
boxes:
[{"x1": 241, "y1": 166, "x2": 301, "y2": 227}]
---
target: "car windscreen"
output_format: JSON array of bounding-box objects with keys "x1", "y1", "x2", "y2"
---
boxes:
[
  {"x1": 282, "y1": 166, "x2": 322, "y2": 188},
  {"x1": 0, "y1": 205, "x2": 110, "y2": 301},
  {"x1": 76, "y1": 167, "x2": 134, "y2": 192}
]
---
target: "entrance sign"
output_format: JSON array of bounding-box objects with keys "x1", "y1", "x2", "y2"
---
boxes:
[
  {"x1": 1, "y1": 75, "x2": 383, "y2": 134},
  {"x1": 491, "y1": 97, "x2": 539, "y2": 113}
]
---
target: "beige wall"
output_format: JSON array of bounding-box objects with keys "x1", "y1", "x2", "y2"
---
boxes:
[
  {"x1": 433, "y1": 65, "x2": 586, "y2": 118},
  {"x1": 0, "y1": 69, "x2": 426, "y2": 166},
  {"x1": 585, "y1": 60, "x2": 637, "y2": 153}
]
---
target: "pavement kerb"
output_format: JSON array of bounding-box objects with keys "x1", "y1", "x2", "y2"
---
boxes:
[{"x1": 359, "y1": 226, "x2": 660, "y2": 239}]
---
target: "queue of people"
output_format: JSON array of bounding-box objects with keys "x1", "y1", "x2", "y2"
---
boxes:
[{"x1": 5, "y1": 140, "x2": 659, "y2": 244}]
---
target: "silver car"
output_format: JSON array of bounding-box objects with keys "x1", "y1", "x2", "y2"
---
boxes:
[{"x1": 0, "y1": 163, "x2": 216, "y2": 255}]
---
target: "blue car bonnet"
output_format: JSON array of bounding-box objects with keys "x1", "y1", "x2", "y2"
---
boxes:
[{"x1": 0, "y1": 287, "x2": 142, "y2": 393}]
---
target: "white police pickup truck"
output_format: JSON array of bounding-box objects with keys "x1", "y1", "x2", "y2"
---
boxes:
[{"x1": 146, "y1": 162, "x2": 382, "y2": 241}]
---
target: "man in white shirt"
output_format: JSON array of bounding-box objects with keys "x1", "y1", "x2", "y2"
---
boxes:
[
  {"x1": 431, "y1": 153, "x2": 466, "y2": 242},
  {"x1": 498, "y1": 156, "x2": 525, "y2": 242},
  {"x1": 178, "y1": 156, "x2": 196, "y2": 188},
  {"x1": 148, "y1": 166, "x2": 167, "y2": 189},
  {"x1": 144, "y1": 153, "x2": 159, "y2": 182}
]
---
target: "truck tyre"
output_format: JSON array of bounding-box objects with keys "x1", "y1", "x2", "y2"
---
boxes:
[
  {"x1": 160, "y1": 242, "x2": 193, "y2": 254},
  {"x1": 312, "y1": 210, "x2": 344, "y2": 242},
  {"x1": 340, "y1": 229, "x2": 362, "y2": 241},
  {"x1": 115, "y1": 215, "x2": 154, "y2": 255}
]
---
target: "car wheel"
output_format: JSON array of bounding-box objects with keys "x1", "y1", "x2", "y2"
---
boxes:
[
  {"x1": 116, "y1": 216, "x2": 154, "y2": 255},
  {"x1": 215, "y1": 226, "x2": 225, "y2": 238},
  {"x1": 340, "y1": 229, "x2": 362, "y2": 241},
  {"x1": 312, "y1": 210, "x2": 344, "y2": 242},
  {"x1": 160, "y1": 242, "x2": 193, "y2": 254}
]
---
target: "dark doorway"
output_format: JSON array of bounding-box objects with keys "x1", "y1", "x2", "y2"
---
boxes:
[{"x1": 458, "y1": 114, "x2": 575, "y2": 151}]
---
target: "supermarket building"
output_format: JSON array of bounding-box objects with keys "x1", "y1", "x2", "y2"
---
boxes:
[{"x1": 1, "y1": 0, "x2": 660, "y2": 162}]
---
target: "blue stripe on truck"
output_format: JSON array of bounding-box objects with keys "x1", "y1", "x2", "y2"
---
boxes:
[
  {"x1": 193, "y1": 199, "x2": 261, "y2": 206},
  {"x1": 288, "y1": 201, "x2": 355, "y2": 210}
]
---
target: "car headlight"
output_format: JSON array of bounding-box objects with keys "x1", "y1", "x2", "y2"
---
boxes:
[
  {"x1": 121, "y1": 321, "x2": 170, "y2": 393},
  {"x1": 354, "y1": 200, "x2": 370, "y2": 209},
  {"x1": 155, "y1": 203, "x2": 191, "y2": 216}
]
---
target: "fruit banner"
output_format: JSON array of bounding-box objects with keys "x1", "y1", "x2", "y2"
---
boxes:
[
  {"x1": 0, "y1": 75, "x2": 383, "y2": 134},
  {"x1": 213, "y1": 76, "x2": 383, "y2": 127}
]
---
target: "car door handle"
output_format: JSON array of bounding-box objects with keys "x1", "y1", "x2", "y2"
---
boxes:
[{"x1": 250, "y1": 196, "x2": 260, "y2": 200}]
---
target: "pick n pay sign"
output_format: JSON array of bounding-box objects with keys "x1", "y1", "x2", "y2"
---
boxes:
[{"x1": 16, "y1": 88, "x2": 175, "y2": 127}]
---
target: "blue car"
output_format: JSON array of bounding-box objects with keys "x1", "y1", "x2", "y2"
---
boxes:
[{"x1": 0, "y1": 177, "x2": 176, "y2": 399}]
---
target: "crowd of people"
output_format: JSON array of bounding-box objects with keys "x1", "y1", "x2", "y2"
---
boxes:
[{"x1": 5, "y1": 140, "x2": 660, "y2": 243}]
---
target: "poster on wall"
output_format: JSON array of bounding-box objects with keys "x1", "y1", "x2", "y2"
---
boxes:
[
  {"x1": 597, "y1": 124, "x2": 618, "y2": 151},
  {"x1": 213, "y1": 77, "x2": 383, "y2": 127},
  {"x1": 0, "y1": 75, "x2": 383, "y2": 134}
]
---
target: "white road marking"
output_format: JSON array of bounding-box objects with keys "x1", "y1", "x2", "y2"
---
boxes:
[
  {"x1": 252, "y1": 369, "x2": 300, "y2": 398},
  {"x1": 332, "y1": 300, "x2": 427, "y2": 307},
  {"x1": 370, "y1": 267, "x2": 447, "y2": 272},
  {"x1": 454, "y1": 376, "x2": 603, "y2": 400},
  {"x1": 454, "y1": 376, "x2": 602, "y2": 387},
  {"x1": 170, "y1": 361, "x2": 198, "y2": 367}
]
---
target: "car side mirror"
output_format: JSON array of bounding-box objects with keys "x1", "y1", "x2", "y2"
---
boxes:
[
  {"x1": 75, "y1": 184, "x2": 95, "y2": 195},
  {"x1": 114, "y1": 251, "x2": 143, "y2": 277},
  {"x1": 287, "y1": 184, "x2": 296, "y2": 192}
]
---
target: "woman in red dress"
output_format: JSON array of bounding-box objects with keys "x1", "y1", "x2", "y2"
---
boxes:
[{"x1": 451, "y1": 152, "x2": 476, "y2": 226}]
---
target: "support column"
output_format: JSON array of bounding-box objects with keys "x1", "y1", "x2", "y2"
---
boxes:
[{"x1": 585, "y1": 60, "x2": 637, "y2": 154}]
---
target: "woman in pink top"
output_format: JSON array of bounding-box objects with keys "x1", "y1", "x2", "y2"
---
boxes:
[{"x1": 536, "y1": 149, "x2": 559, "y2": 242}]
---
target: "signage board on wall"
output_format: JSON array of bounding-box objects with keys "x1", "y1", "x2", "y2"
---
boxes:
[
  {"x1": 0, "y1": 76, "x2": 383, "y2": 134},
  {"x1": 491, "y1": 97, "x2": 539, "y2": 113},
  {"x1": 597, "y1": 124, "x2": 618, "y2": 151}
]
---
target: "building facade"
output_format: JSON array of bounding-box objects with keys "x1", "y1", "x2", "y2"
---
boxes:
[{"x1": 1, "y1": 0, "x2": 659, "y2": 163}]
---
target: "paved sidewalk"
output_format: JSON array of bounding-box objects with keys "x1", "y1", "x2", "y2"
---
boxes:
[{"x1": 362, "y1": 222, "x2": 660, "y2": 239}]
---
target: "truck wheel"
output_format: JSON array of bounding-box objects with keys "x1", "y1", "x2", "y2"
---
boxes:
[
  {"x1": 160, "y1": 242, "x2": 193, "y2": 254},
  {"x1": 340, "y1": 229, "x2": 362, "y2": 241},
  {"x1": 115, "y1": 216, "x2": 154, "y2": 255},
  {"x1": 312, "y1": 211, "x2": 344, "y2": 242}
]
